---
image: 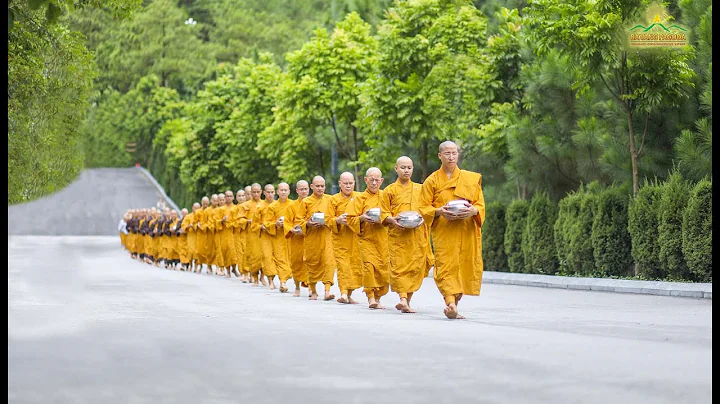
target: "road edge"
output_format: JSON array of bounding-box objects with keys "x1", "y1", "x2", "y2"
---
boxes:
[{"x1": 135, "y1": 166, "x2": 181, "y2": 212}]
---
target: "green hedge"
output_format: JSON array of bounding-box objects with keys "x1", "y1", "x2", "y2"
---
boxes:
[
  {"x1": 483, "y1": 201, "x2": 508, "y2": 271},
  {"x1": 504, "y1": 199, "x2": 529, "y2": 273},
  {"x1": 522, "y1": 192, "x2": 557, "y2": 274},
  {"x1": 658, "y1": 171, "x2": 692, "y2": 280},
  {"x1": 628, "y1": 180, "x2": 663, "y2": 279},
  {"x1": 567, "y1": 191, "x2": 597, "y2": 276},
  {"x1": 592, "y1": 187, "x2": 633, "y2": 277},
  {"x1": 682, "y1": 179, "x2": 712, "y2": 282},
  {"x1": 554, "y1": 190, "x2": 582, "y2": 274}
]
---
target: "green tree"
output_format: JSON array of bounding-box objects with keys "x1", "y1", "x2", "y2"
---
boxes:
[
  {"x1": 591, "y1": 186, "x2": 633, "y2": 277},
  {"x1": 504, "y1": 199, "x2": 529, "y2": 273},
  {"x1": 483, "y1": 201, "x2": 508, "y2": 271},
  {"x1": 521, "y1": 192, "x2": 557, "y2": 274},
  {"x1": 526, "y1": 0, "x2": 695, "y2": 196},
  {"x1": 657, "y1": 170, "x2": 691, "y2": 280},
  {"x1": 627, "y1": 179, "x2": 663, "y2": 279},
  {"x1": 359, "y1": 0, "x2": 498, "y2": 178},
  {"x1": 554, "y1": 190, "x2": 581, "y2": 274},
  {"x1": 682, "y1": 179, "x2": 712, "y2": 282},
  {"x1": 567, "y1": 189, "x2": 597, "y2": 276}
]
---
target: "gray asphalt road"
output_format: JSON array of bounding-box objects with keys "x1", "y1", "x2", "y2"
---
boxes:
[
  {"x1": 8, "y1": 236, "x2": 712, "y2": 404},
  {"x1": 7, "y1": 168, "x2": 170, "y2": 236}
]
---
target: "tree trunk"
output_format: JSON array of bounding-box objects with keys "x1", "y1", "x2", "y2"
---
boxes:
[{"x1": 627, "y1": 108, "x2": 639, "y2": 197}]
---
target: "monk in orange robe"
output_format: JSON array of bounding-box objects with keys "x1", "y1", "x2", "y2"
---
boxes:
[
  {"x1": 381, "y1": 156, "x2": 434, "y2": 313},
  {"x1": 214, "y1": 193, "x2": 238, "y2": 277},
  {"x1": 329, "y1": 172, "x2": 363, "y2": 304},
  {"x1": 233, "y1": 189, "x2": 248, "y2": 280},
  {"x1": 257, "y1": 184, "x2": 277, "y2": 289},
  {"x1": 419, "y1": 141, "x2": 485, "y2": 320},
  {"x1": 195, "y1": 197, "x2": 211, "y2": 274},
  {"x1": 183, "y1": 203, "x2": 201, "y2": 272},
  {"x1": 241, "y1": 184, "x2": 264, "y2": 285},
  {"x1": 264, "y1": 182, "x2": 293, "y2": 293},
  {"x1": 346, "y1": 167, "x2": 390, "y2": 309},
  {"x1": 290, "y1": 176, "x2": 335, "y2": 301},
  {"x1": 283, "y1": 180, "x2": 310, "y2": 296}
]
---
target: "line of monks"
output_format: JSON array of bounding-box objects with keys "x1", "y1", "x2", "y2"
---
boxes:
[{"x1": 119, "y1": 141, "x2": 486, "y2": 319}]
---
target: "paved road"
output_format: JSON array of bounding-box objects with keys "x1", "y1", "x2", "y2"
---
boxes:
[
  {"x1": 8, "y1": 236, "x2": 712, "y2": 404},
  {"x1": 7, "y1": 168, "x2": 170, "y2": 236}
]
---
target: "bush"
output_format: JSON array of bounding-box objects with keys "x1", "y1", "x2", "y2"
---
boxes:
[
  {"x1": 658, "y1": 171, "x2": 692, "y2": 280},
  {"x1": 567, "y1": 191, "x2": 597, "y2": 276},
  {"x1": 592, "y1": 187, "x2": 633, "y2": 276},
  {"x1": 628, "y1": 180, "x2": 663, "y2": 279},
  {"x1": 554, "y1": 190, "x2": 582, "y2": 274},
  {"x1": 504, "y1": 199, "x2": 529, "y2": 273},
  {"x1": 483, "y1": 201, "x2": 508, "y2": 271},
  {"x1": 522, "y1": 192, "x2": 557, "y2": 274},
  {"x1": 682, "y1": 179, "x2": 712, "y2": 282}
]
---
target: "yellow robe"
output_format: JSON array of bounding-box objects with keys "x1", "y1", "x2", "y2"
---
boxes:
[
  {"x1": 256, "y1": 199, "x2": 277, "y2": 277},
  {"x1": 231, "y1": 203, "x2": 247, "y2": 272},
  {"x1": 241, "y1": 199, "x2": 262, "y2": 275},
  {"x1": 137, "y1": 218, "x2": 146, "y2": 256},
  {"x1": 180, "y1": 212, "x2": 194, "y2": 264},
  {"x1": 206, "y1": 206, "x2": 218, "y2": 266},
  {"x1": 195, "y1": 208, "x2": 209, "y2": 265},
  {"x1": 169, "y1": 218, "x2": 180, "y2": 260},
  {"x1": 264, "y1": 199, "x2": 293, "y2": 282},
  {"x1": 214, "y1": 205, "x2": 237, "y2": 268},
  {"x1": 294, "y1": 194, "x2": 335, "y2": 285},
  {"x1": 381, "y1": 180, "x2": 434, "y2": 294},
  {"x1": 329, "y1": 191, "x2": 363, "y2": 293},
  {"x1": 346, "y1": 189, "x2": 390, "y2": 298},
  {"x1": 283, "y1": 199, "x2": 308, "y2": 285},
  {"x1": 419, "y1": 167, "x2": 485, "y2": 298}
]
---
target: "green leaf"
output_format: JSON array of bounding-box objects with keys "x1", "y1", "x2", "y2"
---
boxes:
[
  {"x1": 28, "y1": 0, "x2": 48, "y2": 10},
  {"x1": 45, "y1": 2, "x2": 62, "y2": 22},
  {"x1": 8, "y1": 8, "x2": 14, "y2": 32}
]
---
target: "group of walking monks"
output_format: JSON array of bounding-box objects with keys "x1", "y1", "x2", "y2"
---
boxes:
[{"x1": 119, "y1": 141, "x2": 486, "y2": 319}]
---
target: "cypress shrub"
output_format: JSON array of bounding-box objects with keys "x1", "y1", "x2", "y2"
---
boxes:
[
  {"x1": 658, "y1": 171, "x2": 692, "y2": 280},
  {"x1": 592, "y1": 187, "x2": 633, "y2": 277},
  {"x1": 682, "y1": 179, "x2": 712, "y2": 282},
  {"x1": 504, "y1": 199, "x2": 529, "y2": 273},
  {"x1": 522, "y1": 192, "x2": 557, "y2": 274},
  {"x1": 483, "y1": 201, "x2": 508, "y2": 271},
  {"x1": 567, "y1": 191, "x2": 597, "y2": 276},
  {"x1": 554, "y1": 190, "x2": 582, "y2": 275},
  {"x1": 628, "y1": 180, "x2": 663, "y2": 279}
]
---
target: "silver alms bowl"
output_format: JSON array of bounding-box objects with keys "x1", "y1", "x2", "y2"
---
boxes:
[
  {"x1": 397, "y1": 210, "x2": 422, "y2": 228},
  {"x1": 446, "y1": 199, "x2": 468, "y2": 213},
  {"x1": 366, "y1": 207, "x2": 381, "y2": 222},
  {"x1": 311, "y1": 212, "x2": 325, "y2": 225}
]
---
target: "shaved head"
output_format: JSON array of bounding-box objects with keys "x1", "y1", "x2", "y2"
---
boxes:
[
  {"x1": 338, "y1": 172, "x2": 355, "y2": 197},
  {"x1": 365, "y1": 167, "x2": 382, "y2": 177},
  {"x1": 396, "y1": 155, "x2": 412, "y2": 166},
  {"x1": 311, "y1": 176, "x2": 326, "y2": 197},
  {"x1": 339, "y1": 172, "x2": 354, "y2": 181},
  {"x1": 296, "y1": 180, "x2": 310, "y2": 199},
  {"x1": 439, "y1": 140, "x2": 458, "y2": 153}
]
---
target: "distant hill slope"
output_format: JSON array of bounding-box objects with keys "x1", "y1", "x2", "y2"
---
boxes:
[{"x1": 8, "y1": 168, "x2": 174, "y2": 235}]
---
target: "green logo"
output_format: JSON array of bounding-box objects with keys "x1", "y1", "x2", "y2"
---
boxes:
[{"x1": 628, "y1": 3, "x2": 688, "y2": 48}]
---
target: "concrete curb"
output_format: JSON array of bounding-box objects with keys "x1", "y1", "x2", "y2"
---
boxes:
[
  {"x1": 135, "y1": 166, "x2": 181, "y2": 212},
  {"x1": 480, "y1": 271, "x2": 712, "y2": 299}
]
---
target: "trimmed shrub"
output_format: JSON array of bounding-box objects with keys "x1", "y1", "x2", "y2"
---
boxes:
[
  {"x1": 522, "y1": 192, "x2": 557, "y2": 274},
  {"x1": 504, "y1": 199, "x2": 529, "y2": 273},
  {"x1": 567, "y1": 191, "x2": 597, "y2": 276},
  {"x1": 592, "y1": 187, "x2": 633, "y2": 276},
  {"x1": 483, "y1": 201, "x2": 508, "y2": 271},
  {"x1": 682, "y1": 179, "x2": 712, "y2": 282},
  {"x1": 628, "y1": 180, "x2": 663, "y2": 279},
  {"x1": 554, "y1": 190, "x2": 582, "y2": 274},
  {"x1": 658, "y1": 171, "x2": 692, "y2": 280}
]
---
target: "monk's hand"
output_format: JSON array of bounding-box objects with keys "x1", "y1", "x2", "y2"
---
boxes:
[
  {"x1": 385, "y1": 216, "x2": 403, "y2": 229},
  {"x1": 335, "y1": 213, "x2": 348, "y2": 226},
  {"x1": 307, "y1": 220, "x2": 321, "y2": 228},
  {"x1": 360, "y1": 213, "x2": 377, "y2": 224},
  {"x1": 291, "y1": 225, "x2": 303, "y2": 235},
  {"x1": 454, "y1": 204, "x2": 478, "y2": 220},
  {"x1": 437, "y1": 206, "x2": 458, "y2": 220},
  {"x1": 276, "y1": 219, "x2": 283, "y2": 227}
]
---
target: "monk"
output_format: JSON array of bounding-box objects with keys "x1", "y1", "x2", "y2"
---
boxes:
[
  {"x1": 222, "y1": 190, "x2": 241, "y2": 277},
  {"x1": 214, "y1": 193, "x2": 237, "y2": 277},
  {"x1": 257, "y1": 184, "x2": 278, "y2": 289},
  {"x1": 283, "y1": 180, "x2": 310, "y2": 296},
  {"x1": 264, "y1": 182, "x2": 293, "y2": 293},
  {"x1": 346, "y1": 167, "x2": 390, "y2": 309},
  {"x1": 419, "y1": 141, "x2": 485, "y2": 319},
  {"x1": 234, "y1": 189, "x2": 249, "y2": 282},
  {"x1": 291, "y1": 176, "x2": 335, "y2": 301},
  {"x1": 184, "y1": 203, "x2": 201, "y2": 272},
  {"x1": 381, "y1": 156, "x2": 434, "y2": 313},
  {"x1": 195, "y1": 196, "x2": 211, "y2": 274},
  {"x1": 241, "y1": 184, "x2": 264, "y2": 285},
  {"x1": 208, "y1": 194, "x2": 221, "y2": 274},
  {"x1": 329, "y1": 172, "x2": 363, "y2": 304}
]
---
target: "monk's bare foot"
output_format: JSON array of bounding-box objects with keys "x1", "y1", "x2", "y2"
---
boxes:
[
  {"x1": 324, "y1": 293, "x2": 335, "y2": 301},
  {"x1": 309, "y1": 293, "x2": 318, "y2": 300},
  {"x1": 368, "y1": 299, "x2": 378, "y2": 309},
  {"x1": 260, "y1": 277, "x2": 268, "y2": 287},
  {"x1": 444, "y1": 303, "x2": 458, "y2": 319},
  {"x1": 293, "y1": 289, "x2": 301, "y2": 297},
  {"x1": 456, "y1": 314, "x2": 466, "y2": 319},
  {"x1": 337, "y1": 297, "x2": 348, "y2": 304},
  {"x1": 401, "y1": 305, "x2": 417, "y2": 313},
  {"x1": 348, "y1": 297, "x2": 359, "y2": 304},
  {"x1": 375, "y1": 303, "x2": 386, "y2": 310},
  {"x1": 395, "y1": 302, "x2": 404, "y2": 311}
]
